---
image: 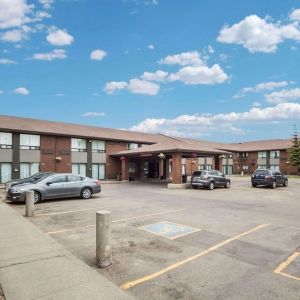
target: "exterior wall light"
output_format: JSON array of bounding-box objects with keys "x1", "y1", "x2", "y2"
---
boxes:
[
  {"x1": 55, "y1": 156, "x2": 62, "y2": 161},
  {"x1": 158, "y1": 153, "x2": 165, "y2": 159}
]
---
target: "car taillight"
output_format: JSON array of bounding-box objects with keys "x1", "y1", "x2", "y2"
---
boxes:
[{"x1": 95, "y1": 180, "x2": 100, "y2": 185}]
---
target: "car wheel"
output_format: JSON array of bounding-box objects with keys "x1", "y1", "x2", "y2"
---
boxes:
[
  {"x1": 33, "y1": 191, "x2": 41, "y2": 204},
  {"x1": 283, "y1": 180, "x2": 288, "y2": 187},
  {"x1": 252, "y1": 183, "x2": 257, "y2": 188},
  {"x1": 81, "y1": 187, "x2": 92, "y2": 199},
  {"x1": 225, "y1": 180, "x2": 230, "y2": 188},
  {"x1": 271, "y1": 180, "x2": 276, "y2": 189},
  {"x1": 208, "y1": 181, "x2": 215, "y2": 190}
]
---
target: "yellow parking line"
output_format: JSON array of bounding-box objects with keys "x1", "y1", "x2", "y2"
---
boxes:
[
  {"x1": 120, "y1": 223, "x2": 269, "y2": 290},
  {"x1": 35, "y1": 205, "x2": 118, "y2": 217},
  {"x1": 46, "y1": 209, "x2": 185, "y2": 235},
  {"x1": 274, "y1": 251, "x2": 300, "y2": 281}
]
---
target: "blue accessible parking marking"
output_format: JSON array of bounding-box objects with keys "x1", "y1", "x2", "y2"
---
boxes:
[{"x1": 139, "y1": 221, "x2": 201, "y2": 240}]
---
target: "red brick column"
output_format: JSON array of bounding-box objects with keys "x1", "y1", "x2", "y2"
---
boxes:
[
  {"x1": 171, "y1": 153, "x2": 182, "y2": 184},
  {"x1": 121, "y1": 157, "x2": 129, "y2": 181}
]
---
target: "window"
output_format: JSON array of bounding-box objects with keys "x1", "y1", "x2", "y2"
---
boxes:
[
  {"x1": 92, "y1": 164, "x2": 105, "y2": 180},
  {"x1": 258, "y1": 152, "x2": 267, "y2": 158},
  {"x1": 0, "y1": 132, "x2": 12, "y2": 149},
  {"x1": 127, "y1": 143, "x2": 138, "y2": 150},
  {"x1": 68, "y1": 175, "x2": 83, "y2": 182},
  {"x1": 198, "y1": 164, "x2": 205, "y2": 170},
  {"x1": 270, "y1": 165, "x2": 280, "y2": 171},
  {"x1": 72, "y1": 163, "x2": 86, "y2": 176},
  {"x1": 51, "y1": 175, "x2": 68, "y2": 184},
  {"x1": 206, "y1": 165, "x2": 213, "y2": 170},
  {"x1": 71, "y1": 138, "x2": 86, "y2": 152},
  {"x1": 0, "y1": 163, "x2": 12, "y2": 183},
  {"x1": 92, "y1": 140, "x2": 105, "y2": 153},
  {"x1": 222, "y1": 165, "x2": 233, "y2": 175},
  {"x1": 238, "y1": 152, "x2": 248, "y2": 158},
  {"x1": 242, "y1": 165, "x2": 249, "y2": 170},
  {"x1": 270, "y1": 150, "x2": 280, "y2": 159},
  {"x1": 181, "y1": 164, "x2": 186, "y2": 175},
  {"x1": 20, "y1": 134, "x2": 40, "y2": 150},
  {"x1": 257, "y1": 165, "x2": 267, "y2": 169},
  {"x1": 129, "y1": 161, "x2": 137, "y2": 173},
  {"x1": 20, "y1": 163, "x2": 39, "y2": 179}
]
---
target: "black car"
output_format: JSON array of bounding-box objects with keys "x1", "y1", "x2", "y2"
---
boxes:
[
  {"x1": 191, "y1": 170, "x2": 230, "y2": 190},
  {"x1": 251, "y1": 169, "x2": 288, "y2": 188}
]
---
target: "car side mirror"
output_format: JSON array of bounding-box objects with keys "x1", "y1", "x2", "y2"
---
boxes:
[{"x1": 46, "y1": 182, "x2": 53, "y2": 186}]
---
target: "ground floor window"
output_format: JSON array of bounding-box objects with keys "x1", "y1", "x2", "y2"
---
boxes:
[
  {"x1": 0, "y1": 163, "x2": 12, "y2": 183},
  {"x1": 92, "y1": 163, "x2": 105, "y2": 180},
  {"x1": 198, "y1": 164, "x2": 212, "y2": 170},
  {"x1": 257, "y1": 165, "x2": 267, "y2": 169},
  {"x1": 72, "y1": 163, "x2": 86, "y2": 177},
  {"x1": 269, "y1": 165, "x2": 280, "y2": 171},
  {"x1": 181, "y1": 164, "x2": 186, "y2": 175},
  {"x1": 222, "y1": 165, "x2": 233, "y2": 175},
  {"x1": 129, "y1": 161, "x2": 138, "y2": 173},
  {"x1": 20, "y1": 163, "x2": 39, "y2": 179}
]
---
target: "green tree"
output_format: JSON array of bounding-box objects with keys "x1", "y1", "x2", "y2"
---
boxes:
[{"x1": 288, "y1": 126, "x2": 300, "y2": 175}]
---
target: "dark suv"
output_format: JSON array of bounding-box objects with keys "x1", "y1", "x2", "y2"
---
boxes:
[
  {"x1": 191, "y1": 170, "x2": 230, "y2": 190},
  {"x1": 251, "y1": 169, "x2": 288, "y2": 189}
]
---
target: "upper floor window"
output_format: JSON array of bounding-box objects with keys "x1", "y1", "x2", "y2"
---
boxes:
[
  {"x1": 71, "y1": 138, "x2": 86, "y2": 152},
  {"x1": 20, "y1": 134, "x2": 40, "y2": 150},
  {"x1": 127, "y1": 143, "x2": 138, "y2": 150},
  {"x1": 270, "y1": 150, "x2": 280, "y2": 159},
  {"x1": 257, "y1": 151, "x2": 267, "y2": 159},
  {"x1": 238, "y1": 152, "x2": 248, "y2": 158},
  {"x1": 92, "y1": 140, "x2": 105, "y2": 153},
  {"x1": 0, "y1": 132, "x2": 12, "y2": 149}
]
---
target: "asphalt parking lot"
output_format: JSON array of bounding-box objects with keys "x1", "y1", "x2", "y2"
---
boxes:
[{"x1": 5, "y1": 177, "x2": 300, "y2": 300}]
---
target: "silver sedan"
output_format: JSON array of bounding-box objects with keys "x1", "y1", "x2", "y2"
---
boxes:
[{"x1": 7, "y1": 173, "x2": 101, "y2": 203}]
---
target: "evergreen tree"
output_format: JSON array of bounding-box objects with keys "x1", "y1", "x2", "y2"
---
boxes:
[{"x1": 288, "y1": 126, "x2": 300, "y2": 175}]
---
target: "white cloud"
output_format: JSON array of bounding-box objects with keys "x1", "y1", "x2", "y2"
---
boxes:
[
  {"x1": 103, "y1": 81, "x2": 128, "y2": 94},
  {"x1": 0, "y1": 58, "x2": 17, "y2": 64},
  {"x1": 148, "y1": 44, "x2": 155, "y2": 50},
  {"x1": 265, "y1": 88, "x2": 300, "y2": 104},
  {"x1": 39, "y1": 0, "x2": 54, "y2": 10},
  {"x1": 234, "y1": 81, "x2": 290, "y2": 98},
  {"x1": 0, "y1": 90, "x2": 3, "y2": 94},
  {"x1": 55, "y1": 93, "x2": 64, "y2": 96},
  {"x1": 251, "y1": 102, "x2": 261, "y2": 107},
  {"x1": 46, "y1": 28, "x2": 74, "y2": 46},
  {"x1": 0, "y1": 0, "x2": 33, "y2": 29},
  {"x1": 128, "y1": 78, "x2": 160, "y2": 95},
  {"x1": 217, "y1": 14, "x2": 300, "y2": 53},
  {"x1": 207, "y1": 45, "x2": 215, "y2": 54},
  {"x1": 159, "y1": 51, "x2": 204, "y2": 66},
  {"x1": 131, "y1": 102, "x2": 300, "y2": 137},
  {"x1": 168, "y1": 64, "x2": 229, "y2": 85},
  {"x1": 36, "y1": 11, "x2": 51, "y2": 19},
  {"x1": 32, "y1": 49, "x2": 67, "y2": 61},
  {"x1": 0, "y1": 25, "x2": 32, "y2": 42},
  {"x1": 82, "y1": 112, "x2": 105, "y2": 117},
  {"x1": 290, "y1": 8, "x2": 300, "y2": 21},
  {"x1": 13, "y1": 87, "x2": 29, "y2": 95},
  {"x1": 90, "y1": 49, "x2": 107, "y2": 61},
  {"x1": 140, "y1": 70, "x2": 168, "y2": 82}
]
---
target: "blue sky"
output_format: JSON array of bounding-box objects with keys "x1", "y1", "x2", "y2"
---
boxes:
[{"x1": 1, "y1": 0, "x2": 300, "y2": 142}]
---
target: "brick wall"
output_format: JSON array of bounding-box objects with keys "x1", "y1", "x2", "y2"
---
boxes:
[
  {"x1": 40, "y1": 135, "x2": 71, "y2": 173},
  {"x1": 280, "y1": 150, "x2": 298, "y2": 175},
  {"x1": 106, "y1": 141, "x2": 127, "y2": 179}
]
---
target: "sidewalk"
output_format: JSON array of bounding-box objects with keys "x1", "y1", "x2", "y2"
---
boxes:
[{"x1": 0, "y1": 201, "x2": 133, "y2": 300}]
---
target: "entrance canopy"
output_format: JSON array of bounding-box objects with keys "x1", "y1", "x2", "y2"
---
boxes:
[{"x1": 110, "y1": 140, "x2": 231, "y2": 184}]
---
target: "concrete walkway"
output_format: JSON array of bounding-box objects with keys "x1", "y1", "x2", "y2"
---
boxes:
[{"x1": 0, "y1": 201, "x2": 132, "y2": 300}]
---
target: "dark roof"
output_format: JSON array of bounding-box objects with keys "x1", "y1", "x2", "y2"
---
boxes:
[{"x1": 0, "y1": 115, "x2": 292, "y2": 153}]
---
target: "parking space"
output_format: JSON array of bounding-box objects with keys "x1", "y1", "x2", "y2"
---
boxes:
[{"x1": 4, "y1": 177, "x2": 300, "y2": 299}]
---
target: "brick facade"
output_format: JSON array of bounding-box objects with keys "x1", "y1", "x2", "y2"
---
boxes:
[
  {"x1": 105, "y1": 141, "x2": 127, "y2": 180},
  {"x1": 40, "y1": 135, "x2": 71, "y2": 173}
]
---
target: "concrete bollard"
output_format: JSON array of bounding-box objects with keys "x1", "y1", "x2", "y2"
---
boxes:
[
  {"x1": 96, "y1": 210, "x2": 112, "y2": 268},
  {"x1": 25, "y1": 190, "x2": 34, "y2": 217}
]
